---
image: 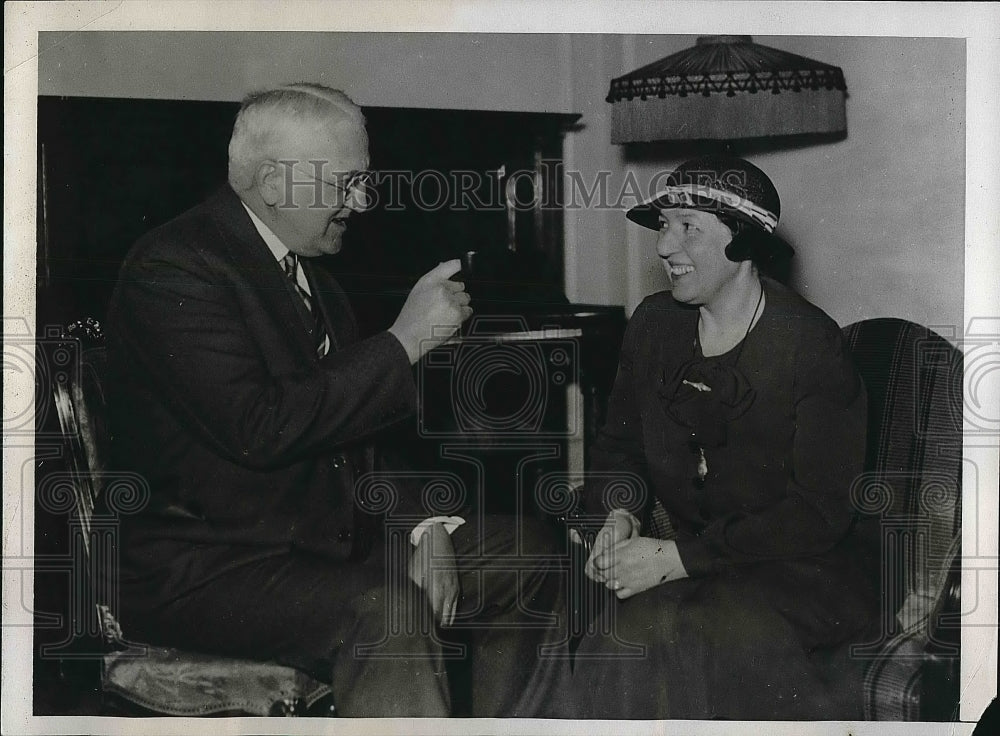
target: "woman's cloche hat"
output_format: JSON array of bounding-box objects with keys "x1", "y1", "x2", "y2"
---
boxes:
[{"x1": 626, "y1": 156, "x2": 794, "y2": 263}]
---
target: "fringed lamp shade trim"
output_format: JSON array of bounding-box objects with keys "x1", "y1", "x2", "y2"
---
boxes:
[{"x1": 608, "y1": 36, "x2": 848, "y2": 143}]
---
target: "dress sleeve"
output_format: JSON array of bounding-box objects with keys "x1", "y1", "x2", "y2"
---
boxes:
[
  {"x1": 675, "y1": 320, "x2": 868, "y2": 576},
  {"x1": 582, "y1": 303, "x2": 655, "y2": 520}
]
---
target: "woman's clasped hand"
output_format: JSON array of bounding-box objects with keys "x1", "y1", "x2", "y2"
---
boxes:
[{"x1": 581, "y1": 510, "x2": 688, "y2": 599}]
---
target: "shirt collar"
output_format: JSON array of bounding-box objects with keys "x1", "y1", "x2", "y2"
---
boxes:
[{"x1": 241, "y1": 201, "x2": 289, "y2": 262}]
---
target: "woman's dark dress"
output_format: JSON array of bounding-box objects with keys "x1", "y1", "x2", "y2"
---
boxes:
[{"x1": 575, "y1": 277, "x2": 880, "y2": 719}]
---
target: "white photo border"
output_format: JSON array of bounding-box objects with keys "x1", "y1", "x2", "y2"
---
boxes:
[{"x1": 4, "y1": 2, "x2": 998, "y2": 735}]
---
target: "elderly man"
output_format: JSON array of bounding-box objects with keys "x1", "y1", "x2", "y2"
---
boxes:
[{"x1": 106, "y1": 83, "x2": 567, "y2": 717}]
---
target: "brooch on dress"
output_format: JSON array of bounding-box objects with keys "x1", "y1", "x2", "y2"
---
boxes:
[{"x1": 682, "y1": 379, "x2": 712, "y2": 393}]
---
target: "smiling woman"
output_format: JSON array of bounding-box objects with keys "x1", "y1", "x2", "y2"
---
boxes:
[
  {"x1": 570, "y1": 156, "x2": 879, "y2": 720},
  {"x1": 656, "y1": 208, "x2": 745, "y2": 309}
]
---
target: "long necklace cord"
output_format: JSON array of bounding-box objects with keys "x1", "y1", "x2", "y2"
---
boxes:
[{"x1": 731, "y1": 279, "x2": 764, "y2": 368}]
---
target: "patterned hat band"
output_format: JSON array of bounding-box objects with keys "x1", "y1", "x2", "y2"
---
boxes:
[{"x1": 643, "y1": 183, "x2": 779, "y2": 233}]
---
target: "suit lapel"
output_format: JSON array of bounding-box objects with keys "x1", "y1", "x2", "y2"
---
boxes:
[
  {"x1": 206, "y1": 187, "x2": 318, "y2": 360},
  {"x1": 205, "y1": 188, "x2": 378, "y2": 480},
  {"x1": 302, "y1": 260, "x2": 357, "y2": 350}
]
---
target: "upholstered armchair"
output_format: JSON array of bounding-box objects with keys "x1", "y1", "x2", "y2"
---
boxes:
[
  {"x1": 43, "y1": 319, "x2": 336, "y2": 716},
  {"x1": 843, "y1": 318, "x2": 962, "y2": 720}
]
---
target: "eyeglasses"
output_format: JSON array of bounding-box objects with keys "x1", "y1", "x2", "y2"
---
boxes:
[{"x1": 275, "y1": 161, "x2": 374, "y2": 202}]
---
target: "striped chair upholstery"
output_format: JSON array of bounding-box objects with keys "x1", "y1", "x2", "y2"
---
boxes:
[{"x1": 843, "y1": 318, "x2": 962, "y2": 720}]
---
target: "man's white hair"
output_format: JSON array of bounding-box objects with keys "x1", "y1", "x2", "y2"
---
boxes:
[{"x1": 227, "y1": 83, "x2": 365, "y2": 192}]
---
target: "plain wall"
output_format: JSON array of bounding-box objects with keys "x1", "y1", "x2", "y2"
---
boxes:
[
  {"x1": 38, "y1": 31, "x2": 574, "y2": 111},
  {"x1": 614, "y1": 35, "x2": 965, "y2": 333},
  {"x1": 38, "y1": 32, "x2": 965, "y2": 334}
]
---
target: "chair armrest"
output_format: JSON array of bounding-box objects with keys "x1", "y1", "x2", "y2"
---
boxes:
[{"x1": 863, "y1": 537, "x2": 962, "y2": 720}]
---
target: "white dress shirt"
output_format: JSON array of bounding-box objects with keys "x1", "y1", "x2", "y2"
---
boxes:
[{"x1": 242, "y1": 203, "x2": 331, "y2": 357}]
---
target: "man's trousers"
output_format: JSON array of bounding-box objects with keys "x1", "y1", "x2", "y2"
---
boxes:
[{"x1": 116, "y1": 515, "x2": 572, "y2": 717}]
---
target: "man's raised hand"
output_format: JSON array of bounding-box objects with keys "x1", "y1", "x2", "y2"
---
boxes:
[{"x1": 388, "y1": 259, "x2": 472, "y2": 364}]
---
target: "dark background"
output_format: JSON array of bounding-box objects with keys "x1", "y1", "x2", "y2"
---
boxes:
[{"x1": 36, "y1": 96, "x2": 578, "y2": 332}]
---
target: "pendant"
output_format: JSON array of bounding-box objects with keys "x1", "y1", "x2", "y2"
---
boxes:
[{"x1": 696, "y1": 446, "x2": 708, "y2": 483}]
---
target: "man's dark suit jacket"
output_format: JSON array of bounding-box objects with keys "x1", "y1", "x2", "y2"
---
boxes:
[{"x1": 107, "y1": 186, "x2": 426, "y2": 582}]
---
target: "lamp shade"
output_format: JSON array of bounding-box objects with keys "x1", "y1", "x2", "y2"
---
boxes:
[{"x1": 607, "y1": 36, "x2": 847, "y2": 143}]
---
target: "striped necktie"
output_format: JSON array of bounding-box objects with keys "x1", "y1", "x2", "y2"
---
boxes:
[{"x1": 281, "y1": 253, "x2": 330, "y2": 357}]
